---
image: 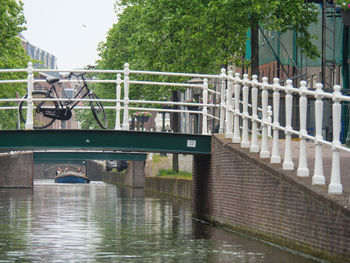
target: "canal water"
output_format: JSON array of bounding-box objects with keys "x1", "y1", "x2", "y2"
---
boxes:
[{"x1": 0, "y1": 180, "x2": 324, "y2": 263}]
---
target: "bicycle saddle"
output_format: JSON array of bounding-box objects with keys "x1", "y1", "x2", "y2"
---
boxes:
[{"x1": 46, "y1": 76, "x2": 59, "y2": 84}]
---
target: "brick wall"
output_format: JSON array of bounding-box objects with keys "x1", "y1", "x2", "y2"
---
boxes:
[
  {"x1": 0, "y1": 152, "x2": 33, "y2": 188},
  {"x1": 192, "y1": 135, "x2": 350, "y2": 263},
  {"x1": 87, "y1": 161, "x2": 103, "y2": 181}
]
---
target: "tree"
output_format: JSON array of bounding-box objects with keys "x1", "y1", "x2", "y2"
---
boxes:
[
  {"x1": 99, "y1": 0, "x2": 319, "y2": 77},
  {"x1": 94, "y1": 0, "x2": 320, "y2": 170},
  {"x1": 95, "y1": 0, "x2": 320, "y2": 126},
  {"x1": 245, "y1": 0, "x2": 319, "y2": 75},
  {"x1": 0, "y1": 0, "x2": 30, "y2": 129}
]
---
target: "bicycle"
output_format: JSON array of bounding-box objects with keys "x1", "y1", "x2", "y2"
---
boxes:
[{"x1": 19, "y1": 72, "x2": 108, "y2": 129}]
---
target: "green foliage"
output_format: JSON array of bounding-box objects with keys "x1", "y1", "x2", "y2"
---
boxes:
[
  {"x1": 335, "y1": 0, "x2": 350, "y2": 11},
  {"x1": 93, "y1": 0, "x2": 320, "y2": 126},
  {"x1": 99, "y1": 0, "x2": 319, "y2": 73},
  {"x1": 156, "y1": 169, "x2": 192, "y2": 179},
  {"x1": 0, "y1": 0, "x2": 30, "y2": 129}
]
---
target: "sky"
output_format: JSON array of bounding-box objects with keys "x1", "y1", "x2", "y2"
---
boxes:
[{"x1": 22, "y1": 0, "x2": 117, "y2": 69}]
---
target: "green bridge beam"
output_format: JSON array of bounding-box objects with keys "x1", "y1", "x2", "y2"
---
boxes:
[{"x1": 0, "y1": 130, "x2": 211, "y2": 155}]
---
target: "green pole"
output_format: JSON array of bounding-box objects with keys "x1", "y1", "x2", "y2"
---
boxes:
[{"x1": 343, "y1": 25, "x2": 350, "y2": 145}]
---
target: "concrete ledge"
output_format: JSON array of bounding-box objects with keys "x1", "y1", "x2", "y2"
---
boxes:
[
  {"x1": 145, "y1": 177, "x2": 191, "y2": 200},
  {"x1": 102, "y1": 161, "x2": 145, "y2": 188}
]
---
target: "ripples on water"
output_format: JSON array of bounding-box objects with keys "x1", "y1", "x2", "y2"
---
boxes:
[{"x1": 0, "y1": 179, "x2": 320, "y2": 262}]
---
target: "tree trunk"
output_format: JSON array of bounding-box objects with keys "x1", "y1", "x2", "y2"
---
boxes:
[{"x1": 251, "y1": 20, "x2": 259, "y2": 76}]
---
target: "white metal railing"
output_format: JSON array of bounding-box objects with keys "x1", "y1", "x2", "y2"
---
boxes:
[
  {"x1": 222, "y1": 71, "x2": 350, "y2": 195},
  {"x1": 0, "y1": 62, "x2": 221, "y2": 134},
  {"x1": 1, "y1": 62, "x2": 349, "y2": 195}
]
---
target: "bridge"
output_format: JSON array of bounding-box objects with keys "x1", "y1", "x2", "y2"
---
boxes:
[
  {"x1": 1, "y1": 63, "x2": 350, "y2": 262},
  {"x1": 0, "y1": 130, "x2": 211, "y2": 155}
]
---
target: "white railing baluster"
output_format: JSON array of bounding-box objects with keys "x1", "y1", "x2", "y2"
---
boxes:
[
  {"x1": 250, "y1": 75, "x2": 259, "y2": 153},
  {"x1": 267, "y1": 105, "x2": 272, "y2": 138},
  {"x1": 283, "y1": 80, "x2": 294, "y2": 170},
  {"x1": 260, "y1": 77, "x2": 270, "y2": 158},
  {"x1": 122, "y1": 63, "x2": 130, "y2": 130},
  {"x1": 241, "y1": 74, "x2": 250, "y2": 148},
  {"x1": 232, "y1": 73, "x2": 241, "y2": 143},
  {"x1": 271, "y1": 78, "x2": 281, "y2": 164},
  {"x1": 115, "y1": 73, "x2": 122, "y2": 130},
  {"x1": 219, "y1": 68, "x2": 226, "y2": 134},
  {"x1": 225, "y1": 71, "x2": 234, "y2": 138},
  {"x1": 297, "y1": 81, "x2": 309, "y2": 177},
  {"x1": 202, "y1": 78, "x2": 208, "y2": 135},
  {"x1": 312, "y1": 83, "x2": 325, "y2": 185},
  {"x1": 25, "y1": 62, "x2": 34, "y2": 130},
  {"x1": 329, "y1": 85, "x2": 343, "y2": 194}
]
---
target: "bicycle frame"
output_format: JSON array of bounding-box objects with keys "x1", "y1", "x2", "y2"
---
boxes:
[{"x1": 48, "y1": 78, "x2": 91, "y2": 111}]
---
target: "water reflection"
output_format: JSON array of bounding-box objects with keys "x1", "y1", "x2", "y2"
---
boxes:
[{"x1": 0, "y1": 180, "x2": 320, "y2": 262}]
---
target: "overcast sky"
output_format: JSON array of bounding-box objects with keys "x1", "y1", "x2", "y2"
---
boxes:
[{"x1": 22, "y1": 0, "x2": 117, "y2": 69}]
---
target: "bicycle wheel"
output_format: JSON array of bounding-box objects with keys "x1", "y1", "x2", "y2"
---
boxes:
[
  {"x1": 19, "y1": 90, "x2": 59, "y2": 129},
  {"x1": 89, "y1": 93, "x2": 107, "y2": 129}
]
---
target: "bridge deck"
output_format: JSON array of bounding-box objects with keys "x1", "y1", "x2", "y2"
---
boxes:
[{"x1": 0, "y1": 130, "x2": 211, "y2": 155}]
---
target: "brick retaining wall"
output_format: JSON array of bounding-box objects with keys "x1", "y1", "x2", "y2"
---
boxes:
[
  {"x1": 0, "y1": 152, "x2": 33, "y2": 188},
  {"x1": 192, "y1": 135, "x2": 350, "y2": 263}
]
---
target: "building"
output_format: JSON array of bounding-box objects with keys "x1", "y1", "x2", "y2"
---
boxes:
[{"x1": 19, "y1": 35, "x2": 80, "y2": 129}]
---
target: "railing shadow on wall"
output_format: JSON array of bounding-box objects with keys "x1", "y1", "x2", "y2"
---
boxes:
[{"x1": 0, "y1": 62, "x2": 350, "y2": 195}]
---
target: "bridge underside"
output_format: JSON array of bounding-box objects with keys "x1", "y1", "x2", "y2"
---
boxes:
[
  {"x1": 0, "y1": 130, "x2": 211, "y2": 155},
  {"x1": 33, "y1": 151, "x2": 147, "y2": 164}
]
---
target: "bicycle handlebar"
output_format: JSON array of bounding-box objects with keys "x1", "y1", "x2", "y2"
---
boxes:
[{"x1": 66, "y1": 66, "x2": 94, "y2": 80}]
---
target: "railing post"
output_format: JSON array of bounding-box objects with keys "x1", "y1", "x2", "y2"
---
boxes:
[
  {"x1": 312, "y1": 83, "x2": 325, "y2": 185},
  {"x1": 115, "y1": 73, "x2": 122, "y2": 130},
  {"x1": 232, "y1": 73, "x2": 241, "y2": 143},
  {"x1": 260, "y1": 77, "x2": 270, "y2": 158},
  {"x1": 25, "y1": 62, "x2": 34, "y2": 130},
  {"x1": 271, "y1": 78, "x2": 281, "y2": 164},
  {"x1": 329, "y1": 85, "x2": 343, "y2": 194},
  {"x1": 219, "y1": 68, "x2": 226, "y2": 134},
  {"x1": 267, "y1": 105, "x2": 272, "y2": 138},
  {"x1": 241, "y1": 74, "x2": 250, "y2": 148},
  {"x1": 297, "y1": 80, "x2": 309, "y2": 177},
  {"x1": 250, "y1": 75, "x2": 259, "y2": 152},
  {"x1": 122, "y1": 63, "x2": 130, "y2": 130},
  {"x1": 202, "y1": 78, "x2": 208, "y2": 135},
  {"x1": 283, "y1": 79, "x2": 294, "y2": 170},
  {"x1": 225, "y1": 71, "x2": 234, "y2": 138}
]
